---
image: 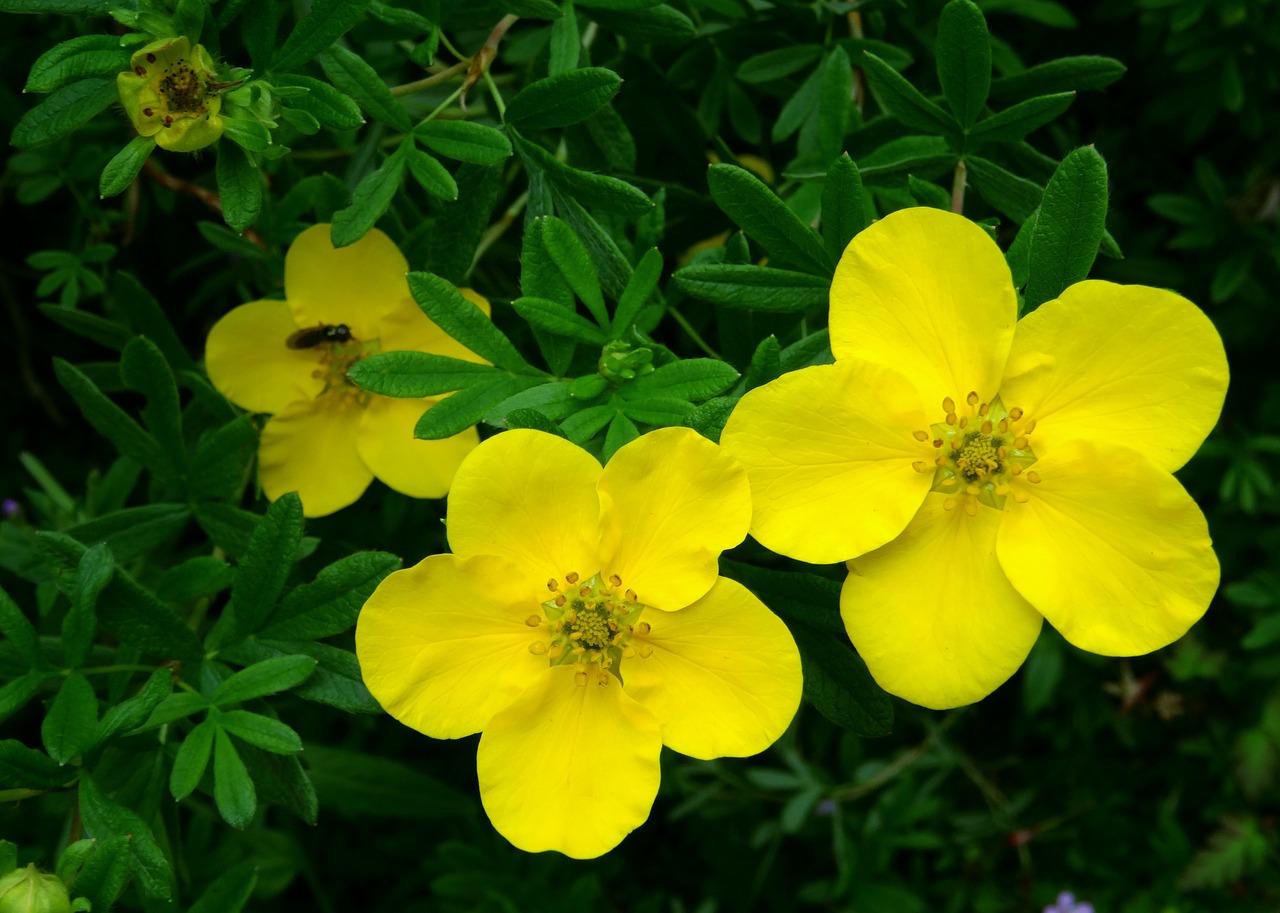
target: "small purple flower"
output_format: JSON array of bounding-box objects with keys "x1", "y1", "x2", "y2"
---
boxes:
[
  {"x1": 814, "y1": 798, "x2": 838, "y2": 818},
  {"x1": 1, "y1": 498, "x2": 19, "y2": 520},
  {"x1": 1044, "y1": 891, "x2": 1095, "y2": 913}
]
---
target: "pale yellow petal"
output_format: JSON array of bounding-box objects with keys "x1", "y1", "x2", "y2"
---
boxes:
[
  {"x1": 285, "y1": 224, "x2": 412, "y2": 341},
  {"x1": 597, "y1": 427, "x2": 750, "y2": 611},
  {"x1": 378, "y1": 287, "x2": 492, "y2": 364},
  {"x1": 205, "y1": 299, "x2": 322, "y2": 415},
  {"x1": 355, "y1": 553, "x2": 549, "y2": 739},
  {"x1": 154, "y1": 112, "x2": 223, "y2": 152},
  {"x1": 446, "y1": 430, "x2": 602, "y2": 584},
  {"x1": 477, "y1": 664, "x2": 662, "y2": 859},
  {"x1": 996, "y1": 440, "x2": 1219, "y2": 655},
  {"x1": 829, "y1": 207, "x2": 1016, "y2": 408},
  {"x1": 357, "y1": 395, "x2": 477, "y2": 499},
  {"x1": 998, "y1": 280, "x2": 1229, "y2": 473},
  {"x1": 720, "y1": 360, "x2": 935, "y2": 564},
  {"x1": 623, "y1": 578, "x2": 801, "y2": 759},
  {"x1": 258, "y1": 396, "x2": 371, "y2": 517},
  {"x1": 841, "y1": 494, "x2": 1043, "y2": 709}
]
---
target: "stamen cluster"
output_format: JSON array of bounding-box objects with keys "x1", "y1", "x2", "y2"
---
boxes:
[
  {"x1": 530, "y1": 573, "x2": 648, "y2": 686},
  {"x1": 914, "y1": 393, "x2": 1039, "y2": 512}
]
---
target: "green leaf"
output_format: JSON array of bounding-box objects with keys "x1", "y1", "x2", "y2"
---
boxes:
[
  {"x1": 936, "y1": 0, "x2": 990, "y2": 128},
  {"x1": 513, "y1": 296, "x2": 608, "y2": 344},
  {"x1": 214, "y1": 727, "x2": 257, "y2": 828},
  {"x1": 707, "y1": 164, "x2": 832, "y2": 275},
  {"x1": 550, "y1": 188, "x2": 635, "y2": 300},
  {"x1": 416, "y1": 376, "x2": 544, "y2": 439},
  {"x1": 95, "y1": 668, "x2": 172, "y2": 744},
  {"x1": 38, "y1": 304, "x2": 133, "y2": 349},
  {"x1": 24, "y1": 35, "x2": 129, "y2": 93},
  {"x1": 497, "y1": 0, "x2": 562, "y2": 16},
  {"x1": 549, "y1": 0, "x2": 580, "y2": 75},
  {"x1": 189, "y1": 862, "x2": 258, "y2": 913},
  {"x1": 331, "y1": 149, "x2": 407, "y2": 247},
  {"x1": 99, "y1": 135, "x2": 154, "y2": 199},
  {"x1": 405, "y1": 143, "x2": 458, "y2": 200},
  {"x1": 120, "y1": 336, "x2": 185, "y2": 477},
  {"x1": 218, "y1": 710, "x2": 303, "y2": 754},
  {"x1": 745, "y1": 335, "x2": 782, "y2": 390},
  {"x1": 967, "y1": 92, "x2": 1075, "y2": 146},
  {"x1": 821, "y1": 153, "x2": 867, "y2": 260},
  {"x1": 52, "y1": 359, "x2": 170, "y2": 482},
  {"x1": 63, "y1": 542, "x2": 113, "y2": 668},
  {"x1": 61, "y1": 835, "x2": 131, "y2": 913},
  {"x1": 273, "y1": 73, "x2": 364, "y2": 130},
  {"x1": 349, "y1": 351, "x2": 501, "y2": 397},
  {"x1": 216, "y1": 144, "x2": 263, "y2": 233},
  {"x1": 0, "y1": 0, "x2": 104, "y2": 11},
  {"x1": 11, "y1": 78, "x2": 118, "y2": 148},
  {"x1": 306, "y1": 744, "x2": 472, "y2": 819},
  {"x1": 505, "y1": 67, "x2": 621, "y2": 130},
  {"x1": 988, "y1": 55, "x2": 1126, "y2": 105},
  {"x1": 602, "y1": 410, "x2": 639, "y2": 461},
  {"x1": 212, "y1": 655, "x2": 319, "y2": 706},
  {"x1": 1024, "y1": 146, "x2": 1108, "y2": 311},
  {"x1": 611, "y1": 247, "x2": 662, "y2": 337},
  {"x1": 861, "y1": 53, "x2": 958, "y2": 139},
  {"x1": 0, "y1": 672, "x2": 48, "y2": 726},
  {"x1": 818, "y1": 46, "x2": 852, "y2": 160},
  {"x1": 262, "y1": 551, "x2": 400, "y2": 641},
  {"x1": 189, "y1": 417, "x2": 258, "y2": 501},
  {"x1": 226, "y1": 639, "x2": 378, "y2": 714},
  {"x1": 0, "y1": 740, "x2": 70, "y2": 789},
  {"x1": 856, "y1": 134, "x2": 956, "y2": 180},
  {"x1": 78, "y1": 774, "x2": 173, "y2": 900},
  {"x1": 965, "y1": 154, "x2": 1044, "y2": 222},
  {"x1": 65, "y1": 504, "x2": 191, "y2": 564},
  {"x1": 584, "y1": 4, "x2": 695, "y2": 43},
  {"x1": 513, "y1": 133, "x2": 653, "y2": 217},
  {"x1": 228, "y1": 493, "x2": 304, "y2": 640},
  {"x1": 139, "y1": 693, "x2": 210, "y2": 730},
  {"x1": 42, "y1": 672, "x2": 98, "y2": 765},
  {"x1": 318, "y1": 44, "x2": 411, "y2": 131},
  {"x1": 414, "y1": 120, "x2": 512, "y2": 164},
  {"x1": 112, "y1": 272, "x2": 197, "y2": 374},
  {"x1": 673, "y1": 263, "x2": 829, "y2": 312},
  {"x1": 408, "y1": 272, "x2": 535, "y2": 373},
  {"x1": 736, "y1": 45, "x2": 823, "y2": 84},
  {"x1": 273, "y1": 0, "x2": 373, "y2": 72},
  {"x1": 625, "y1": 359, "x2": 739, "y2": 401},
  {"x1": 0, "y1": 584, "x2": 44, "y2": 669},
  {"x1": 539, "y1": 216, "x2": 608, "y2": 325},
  {"x1": 618, "y1": 397, "x2": 692, "y2": 425},
  {"x1": 170, "y1": 718, "x2": 216, "y2": 800}
]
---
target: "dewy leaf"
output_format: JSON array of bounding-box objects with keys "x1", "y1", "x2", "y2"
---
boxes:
[
  {"x1": 78, "y1": 774, "x2": 174, "y2": 900},
  {"x1": 272, "y1": 74, "x2": 364, "y2": 130},
  {"x1": 673, "y1": 263, "x2": 829, "y2": 312},
  {"x1": 1023, "y1": 145, "x2": 1108, "y2": 311},
  {"x1": 821, "y1": 153, "x2": 867, "y2": 260},
  {"x1": 967, "y1": 92, "x2": 1075, "y2": 147},
  {"x1": 272, "y1": 0, "x2": 373, "y2": 72},
  {"x1": 349, "y1": 351, "x2": 501, "y2": 397},
  {"x1": 860, "y1": 52, "x2": 959, "y2": 141},
  {"x1": 505, "y1": 66, "x2": 621, "y2": 130},
  {"x1": 24, "y1": 35, "x2": 129, "y2": 93},
  {"x1": 413, "y1": 120, "x2": 512, "y2": 165},
  {"x1": 99, "y1": 135, "x2": 154, "y2": 199},
  {"x1": 318, "y1": 44, "x2": 412, "y2": 132},
  {"x1": 10, "y1": 77, "x2": 118, "y2": 148},
  {"x1": 41, "y1": 672, "x2": 98, "y2": 765},
  {"x1": 170, "y1": 718, "x2": 216, "y2": 800},
  {"x1": 262, "y1": 550, "x2": 401, "y2": 641},
  {"x1": 707, "y1": 164, "x2": 832, "y2": 275},
  {"x1": 936, "y1": 0, "x2": 991, "y2": 128},
  {"x1": 216, "y1": 144, "x2": 263, "y2": 233},
  {"x1": 212, "y1": 655, "x2": 319, "y2": 706},
  {"x1": 228, "y1": 492, "x2": 304, "y2": 640},
  {"x1": 63, "y1": 542, "x2": 113, "y2": 668},
  {"x1": 331, "y1": 147, "x2": 407, "y2": 247},
  {"x1": 407, "y1": 272, "x2": 536, "y2": 373},
  {"x1": 214, "y1": 727, "x2": 257, "y2": 829}
]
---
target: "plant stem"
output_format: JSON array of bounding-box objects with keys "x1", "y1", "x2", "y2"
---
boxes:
[
  {"x1": 951, "y1": 158, "x2": 968, "y2": 214},
  {"x1": 666, "y1": 306, "x2": 721, "y2": 359},
  {"x1": 390, "y1": 60, "x2": 468, "y2": 96}
]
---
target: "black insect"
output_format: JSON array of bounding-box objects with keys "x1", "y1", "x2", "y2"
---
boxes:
[{"x1": 286, "y1": 323, "x2": 353, "y2": 349}]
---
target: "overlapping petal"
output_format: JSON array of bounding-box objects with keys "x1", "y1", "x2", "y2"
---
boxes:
[
  {"x1": 446, "y1": 430, "x2": 602, "y2": 586},
  {"x1": 623, "y1": 578, "x2": 801, "y2": 759},
  {"x1": 477, "y1": 665, "x2": 662, "y2": 859},
  {"x1": 357, "y1": 395, "x2": 477, "y2": 499},
  {"x1": 998, "y1": 280, "x2": 1229, "y2": 472},
  {"x1": 258, "y1": 397, "x2": 371, "y2": 517},
  {"x1": 841, "y1": 494, "x2": 1043, "y2": 709},
  {"x1": 829, "y1": 207, "x2": 1016, "y2": 407},
  {"x1": 205, "y1": 299, "x2": 323, "y2": 414},
  {"x1": 996, "y1": 440, "x2": 1219, "y2": 656},
  {"x1": 721, "y1": 360, "x2": 935, "y2": 564},
  {"x1": 356, "y1": 554, "x2": 549, "y2": 739},
  {"x1": 597, "y1": 427, "x2": 749, "y2": 611},
  {"x1": 285, "y1": 225, "x2": 413, "y2": 340}
]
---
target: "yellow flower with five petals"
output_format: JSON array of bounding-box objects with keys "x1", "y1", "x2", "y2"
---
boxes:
[
  {"x1": 355, "y1": 427, "x2": 803, "y2": 858},
  {"x1": 205, "y1": 224, "x2": 487, "y2": 517},
  {"x1": 117, "y1": 36, "x2": 224, "y2": 153},
  {"x1": 722, "y1": 207, "x2": 1228, "y2": 710}
]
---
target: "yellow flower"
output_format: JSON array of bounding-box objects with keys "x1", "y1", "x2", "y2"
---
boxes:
[
  {"x1": 355, "y1": 427, "x2": 803, "y2": 858},
  {"x1": 721, "y1": 207, "x2": 1228, "y2": 710},
  {"x1": 117, "y1": 36, "x2": 224, "y2": 152},
  {"x1": 205, "y1": 224, "x2": 487, "y2": 517}
]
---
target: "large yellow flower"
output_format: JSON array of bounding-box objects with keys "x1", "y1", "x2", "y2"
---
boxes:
[
  {"x1": 721, "y1": 207, "x2": 1228, "y2": 710},
  {"x1": 355, "y1": 427, "x2": 803, "y2": 858},
  {"x1": 117, "y1": 36, "x2": 224, "y2": 153},
  {"x1": 206, "y1": 224, "x2": 486, "y2": 517}
]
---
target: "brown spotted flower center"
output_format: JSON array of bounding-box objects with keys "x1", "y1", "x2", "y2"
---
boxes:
[{"x1": 158, "y1": 60, "x2": 207, "y2": 113}]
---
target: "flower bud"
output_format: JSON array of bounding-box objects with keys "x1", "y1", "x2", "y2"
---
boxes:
[{"x1": 0, "y1": 865, "x2": 72, "y2": 913}]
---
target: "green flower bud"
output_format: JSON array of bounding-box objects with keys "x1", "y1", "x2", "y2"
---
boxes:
[{"x1": 0, "y1": 865, "x2": 72, "y2": 913}]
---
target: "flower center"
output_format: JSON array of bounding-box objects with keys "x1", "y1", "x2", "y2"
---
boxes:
[
  {"x1": 158, "y1": 59, "x2": 207, "y2": 113},
  {"x1": 911, "y1": 392, "x2": 1040, "y2": 513},
  {"x1": 289, "y1": 326, "x2": 381, "y2": 407},
  {"x1": 526, "y1": 572, "x2": 649, "y2": 687}
]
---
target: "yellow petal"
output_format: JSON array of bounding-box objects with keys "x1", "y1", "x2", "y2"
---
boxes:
[
  {"x1": 998, "y1": 280, "x2": 1229, "y2": 473},
  {"x1": 446, "y1": 430, "x2": 602, "y2": 585},
  {"x1": 623, "y1": 578, "x2": 801, "y2": 759},
  {"x1": 355, "y1": 553, "x2": 549, "y2": 739},
  {"x1": 720, "y1": 360, "x2": 935, "y2": 564},
  {"x1": 996, "y1": 439, "x2": 1219, "y2": 656},
  {"x1": 284, "y1": 224, "x2": 412, "y2": 341},
  {"x1": 205, "y1": 299, "x2": 323, "y2": 415},
  {"x1": 154, "y1": 112, "x2": 223, "y2": 152},
  {"x1": 356, "y1": 395, "x2": 477, "y2": 499},
  {"x1": 477, "y1": 664, "x2": 662, "y2": 859},
  {"x1": 597, "y1": 427, "x2": 750, "y2": 611},
  {"x1": 829, "y1": 207, "x2": 1016, "y2": 408},
  {"x1": 258, "y1": 395, "x2": 371, "y2": 517},
  {"x1": 378, "y1": 287, "x2": 492, "y2": 364},
  {"x1": 841, "y1": 494, "x2": 1043, "y2": 709}
]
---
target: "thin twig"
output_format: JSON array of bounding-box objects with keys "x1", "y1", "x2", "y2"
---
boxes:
[
  {"x1": 951, "y1": 158, "x2": 968, "y2": 214},
  {"x1": 390, "y1": 59, "x2": 468, "y2": 96},
  {"x1": 143, "y1": 160, "x2": 267, "y2": 248}
]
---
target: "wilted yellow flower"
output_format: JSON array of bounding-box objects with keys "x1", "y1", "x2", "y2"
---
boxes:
[
  {"x1": 116, "y1": 36, "x2": 224, "y2": 152},
  {"x1": 356, "y1": 427, "x2": 803, "y2": 858},
  {"x1": 722, "y1": 207, "x2": 1228, "y2": 710},
  {"x1": 205, "y1": 225, "x2": 486, "y2": 517}
]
